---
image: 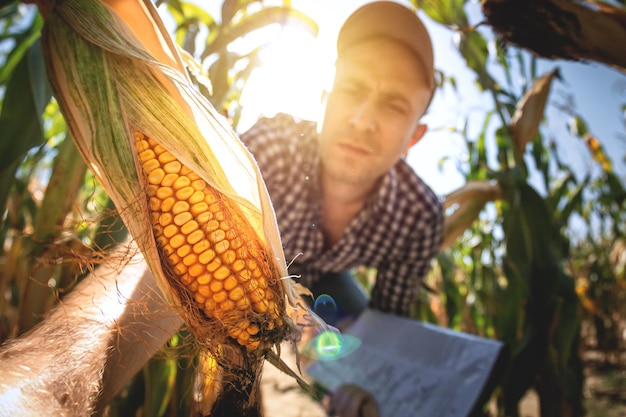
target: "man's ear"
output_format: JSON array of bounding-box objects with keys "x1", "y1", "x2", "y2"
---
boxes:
[{"x1": 404, "y1": 123, "x2": 428, "y2": 155}]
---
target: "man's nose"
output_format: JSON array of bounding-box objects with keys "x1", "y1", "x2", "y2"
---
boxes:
[{"x1": 348, "y1": 100, "x2": 376, "y2": 132}]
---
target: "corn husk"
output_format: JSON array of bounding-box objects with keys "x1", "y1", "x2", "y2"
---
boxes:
[
  {"x1": 39, "y1": 0, "x2": 299, "y2": 311},
  {"x1": 36, "y1": 0, "x2": 306, "y2": 412}
]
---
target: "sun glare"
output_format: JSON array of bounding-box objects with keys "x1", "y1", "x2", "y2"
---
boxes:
[{"x1": 237, "y1": 25, "x2": 335, "y2": 132}]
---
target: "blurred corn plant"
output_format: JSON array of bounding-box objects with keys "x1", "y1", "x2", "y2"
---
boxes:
[{"x1": 412, "y1": 1, "x2": 626, "y2": 416}]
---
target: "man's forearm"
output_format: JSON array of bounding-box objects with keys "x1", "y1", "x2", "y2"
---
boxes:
[{"x1": 0, "y1": 243, "x2": 183, "y2": 417}]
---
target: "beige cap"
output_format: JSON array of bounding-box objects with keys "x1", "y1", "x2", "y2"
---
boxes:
[{"x1": 337, "y1": 1, "x2": 435, "y2": 91}]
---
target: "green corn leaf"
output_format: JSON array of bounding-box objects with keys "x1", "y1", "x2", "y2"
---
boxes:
[
  {"x1": 0, "y1": 38, "x2": 51, "y2": 175},
  {"x1": 418, "y1": 0, "x2": 469, "y2": 28},
  {"x1": 143, "y1": 356, "x2": 178, "y2": 417}
]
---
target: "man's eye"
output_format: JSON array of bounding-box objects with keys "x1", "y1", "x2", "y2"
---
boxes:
[
  {"x1": 385, "y1": 102, "x2": 407, "y2": 114},
  {"x1": 337, "y1": 85, "x2": 359, "y2": 96}
]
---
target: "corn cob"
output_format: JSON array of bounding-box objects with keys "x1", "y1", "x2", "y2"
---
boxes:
[{"x1": 134, "y1": 131, "x2": 286, "y2": 351}]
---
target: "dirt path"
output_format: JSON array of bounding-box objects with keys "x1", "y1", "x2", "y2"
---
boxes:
[{"x1": 261, "y1": 343, "x2": 326, "y2": 417}]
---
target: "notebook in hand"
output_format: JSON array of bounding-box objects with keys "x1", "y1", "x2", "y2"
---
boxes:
[{"x1": 306, "y1": 309, "x2": 508, "y2": 417}]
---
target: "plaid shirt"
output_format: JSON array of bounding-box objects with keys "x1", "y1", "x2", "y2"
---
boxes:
[{"x1": 241, "y1": 113, "x2": 444, "y2": 316}]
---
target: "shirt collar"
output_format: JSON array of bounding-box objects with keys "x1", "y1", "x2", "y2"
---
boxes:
[{"x1": 373, "y1": 163, "x2": 399, "y2": 215}]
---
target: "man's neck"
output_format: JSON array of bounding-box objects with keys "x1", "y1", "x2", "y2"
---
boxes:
[{"x1": 319, "y1": 173, "x2": 378, "y2": 248}]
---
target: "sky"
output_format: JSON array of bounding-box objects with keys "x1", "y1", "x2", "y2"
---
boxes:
[{"x1": 176, "y1": 0, "x2": 626, "y2": 198}]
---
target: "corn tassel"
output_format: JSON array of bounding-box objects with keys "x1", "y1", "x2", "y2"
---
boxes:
[{"x1": 35, "y1": 0, "x2": 307, "y2": 413}]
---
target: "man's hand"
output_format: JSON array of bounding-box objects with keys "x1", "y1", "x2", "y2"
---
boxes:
[
  {"x1": 0, "y1": 243, "x2": 182, "y2": 417},
  {"x1": 324, "y1": 384, "x2": 379, "y2": 417}
]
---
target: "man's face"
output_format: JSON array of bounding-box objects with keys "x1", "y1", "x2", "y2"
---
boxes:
[{"x1": 318, "y1": 38, "x2": 432, "y2": 190}]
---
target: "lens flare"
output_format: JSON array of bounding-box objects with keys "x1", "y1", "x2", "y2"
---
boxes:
[
  {"x1": 302, "y1": 329, "x2": 361, "y2": 361},
  {"x1": 316, "y1": 330, "x2": 342, "y2": 358},
  {"x1": 313, "y1": 294, "x2": 338, "y2": 324}
]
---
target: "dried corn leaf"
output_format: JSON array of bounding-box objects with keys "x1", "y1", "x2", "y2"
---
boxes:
[
  {"x1": 442, "y1": 181, "x2": 502, "y2": 250},
  {"x1": 510, "y1": 69, "x2": 560, "y2": 155}
]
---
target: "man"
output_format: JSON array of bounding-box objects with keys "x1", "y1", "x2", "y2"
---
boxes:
[
  {"x1": 0, "y1": 2, "x2": 442, "y2": 416},
  {"x1": 241, "y1": 1, "x2": 443, "y2": 325},
  {"x1": 244, "y1": 4, "x2": 443, "y2": 414}
]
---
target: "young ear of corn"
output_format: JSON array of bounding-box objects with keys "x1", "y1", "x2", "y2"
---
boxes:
[{"x1": 35, "y1": 0, "x2": 307, "y2": 414}]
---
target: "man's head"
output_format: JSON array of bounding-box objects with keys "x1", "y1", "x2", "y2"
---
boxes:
[
  {"x1": 318, "y1": 2, "x2": 436, "y2": 193},
  {"x1": 336, "y1": 1, "x2": 435, "y2": 96}
]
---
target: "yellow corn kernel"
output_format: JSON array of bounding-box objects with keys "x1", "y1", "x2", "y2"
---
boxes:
[
  {"x1": 223, "y1": 276, "x2": 238, "y2": 291},
  {"x1": 187, "y1": 229, "x2": 204, "y2": 245},
  {"x1": 197, "y1": 285, "x2": 211, "y2": 298},
  {"x1": 148, "y1": 168, "x2": 165, "y2": 185},
  {"x1": 210, "y1": 280, "x2": 223, "y2": 293},
  {"x1": 161, "y1": 197, "x2": 175, "y2": 212},
  {"x1": 161, "y1": 173, "x2": 178, "y2": 187},
  {"x1": 156, "y1": 186, "x2": 173, "y2": 200},
  {"x1": 215, "y1": 240, "x2": 229, "y2": 255},
  {"x1": 172, "y1": 201, "x2": 189, "y2": 214},
  {"x1": 177, "y1": 245, "x2": 191, "y2": 259},
  {"x1": 174, "y1": 212, "x2": 192, "y2": 226},
  {"x1": 229, "y1": 287, "x2": 245, "y2": 301},
  {"x1": 247, "y1": 324, "x2": 259, "y2": 336},
  {"x1": 163, "y1": 224, "x2": 178, "y2": 239},
  {"x1": 198, "y1": 248, "x2": 216, "y2": 263},
  {"x1": 181, "y1": 220, "x2": 199, "y2": 235},
  {"x1": 189, "y1": 190, "x2": 205, "y2": 204},
  {"x1": 170, "y1": 234, "x2": 186, "y2": 249},
  {"x1": 158, "y1": 151, "x2": 177, "y2": 164},
  {"x1": 183, "y1": 253, "x2": 198, "y2": 267},
  {"x1": 213, "y1": 291, "x2": 228, "y2": 303},
  {"x1": 231, "y1": 259, "x2": 245, "y2": 272},
  {"x1": 175, "y1": 186, "x2": 194, "y2": 201},
  {"x1": 197, "y1": 274, "x2": 211, "y2": 285},
  {"x1": 213, "y1": 266, "x2": 230, "y2": 280},
  {"x1": 236, "y1": 297, "x2": 250, "y2": 311},
  {"x1": 163, "y1": 160, "x2": 181, "y2": 174}
]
